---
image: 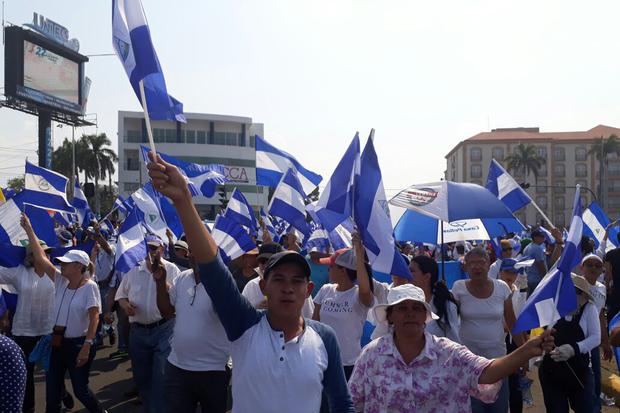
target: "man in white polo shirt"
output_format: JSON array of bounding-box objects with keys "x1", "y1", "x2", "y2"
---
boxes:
[
  {"x1": 155, "y1": 244, "x2": 231, "y2": 413},
  {"x1": 147, "y1": 152, "x2": 355, "y2": 413},
  {"x1": 115, "y1": 234, "x2": 181, "y2": 413}
]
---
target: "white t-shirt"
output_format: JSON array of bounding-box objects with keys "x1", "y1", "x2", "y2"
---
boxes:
[
  {"x1": 241, "y1": 276, "x2": 315, "y2": 318},
  {"x1": 589, "y1": 281, "x2": 607, "y2": 315},
  {"x1": 313, "y1": 283, "x2": 372, "y2": 366},
  {"x1": 563, "y1": 302, "x2": 601, "y2": 354},
  {"x1": 168, "y1": 270, "x2": 231, "y2": 371},
  {"x1": 53, "y1": 274, "x2": 101, "y2": 338},
  {"x1": 0, "y1": 265, "x2": 55, "y2": 336},
  {"x1": 452, "y1": 278, "x2": 511, "y2": 358},
  {"x1": 94, "y1": 245, "x2": 116, "y2": 283},
  {"x1": 488, "y1": 260, "x2": 501, "y2": 280}
]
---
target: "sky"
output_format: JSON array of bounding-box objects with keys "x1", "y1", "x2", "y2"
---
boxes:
[{"x1": 2, "y1": 0, "x2": 620, "y2": 195}]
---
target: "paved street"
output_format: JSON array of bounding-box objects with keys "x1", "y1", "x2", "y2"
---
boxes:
[{"x1": 33, "y1": 341, "x2": 619, "y2": 412}]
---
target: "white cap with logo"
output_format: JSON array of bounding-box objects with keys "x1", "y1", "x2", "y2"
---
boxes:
[{"x1": 55, "y1": 250, "x2": 91, "y2": 266}]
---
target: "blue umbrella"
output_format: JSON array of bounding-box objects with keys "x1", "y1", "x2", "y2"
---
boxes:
[
  {"x1": 390, "y1": 181, "x2": 516, "y2": 222},
  {"x1": 394, "y1": 209, "x2": 524, "y2": 245}
]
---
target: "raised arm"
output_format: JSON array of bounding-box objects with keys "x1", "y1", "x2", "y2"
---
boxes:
[
  {"x1": 20, "y1": 213, "x2": 56, "y2": 280},
  {"x1": 352, "y1": 232, "x2": 373, "y2": 307},
  {"x1": 147, "y1": 152, "x2": 260, "y2": 340}
]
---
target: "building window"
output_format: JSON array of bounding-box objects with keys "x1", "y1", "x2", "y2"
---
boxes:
[
  {"x1": 575, "y1": 147, "x2": 587, "y2": 161},
  {"x1": 539, "y1": 164, "x2": 548, "y2": 177},
  {"x1": 197, "y1": 131, "x2": 207, "y2": 144},
  {"x1": 575, "y1": 163, "x2": 587, "y2": 177},
  {"x1": 609, "y1": 197, "x2": 620, "y2": 209},
  {"x1": 250, "y1": 135, "x2": 256, "y2": 148},
  {"x1": 470, "y1": 147, "x2": 482, "y2": 162},
  {"x1": 609, "y1": 162, "x2": 620, "y2": 177},
  {"x1": 554, "y1": 181, "x2": 565, "y2": 194},
  {"x1": 554, "y1": 196, "x2": 565, "y2": 210},
  {"x1": 124, "y1": 182, "x2": 139, "y2": 192},
  {"x1": 185, "y1": 130, "x2": 196, "y2": 144},
  {"x1": 555, "y1": 214, "x2": 565, "y2": 226},
  {"x1": 536, "y1": 146, "x2": 547, "y2": 159},
  {"x1": 126, "y1": 130, "x2": 142, "y2": 143},
  {"x1": 553, "y1": 147, "x2": 565, "y2": 161},
  {"x1": 536, "y1": 196, "x2": 547, "y2": 209},
  {"x1": 165, "y1": 129, "x2": 176, "y2": 143},
  {"x1": 125, "y1": 150, "x2": 139, "y2": 171},
  {"x1": 213, "y1": 132, "x2": 226, "y2": 145},
  {"x1": 553, "y1": 163, "x2": 565, "y2": 177},
  {"x1": 225, "y1": 132, "x2": 238, "y2": 146},
  {"x1": 471, "y1": 164, "x2": 482, "y2": 178},
  {"x1": 153, "y1": 128, "x2": 165, "y2": 143},
  {"x1": 492, "y1": 147, "x2": 504, "y2": 161},
  {"x1": 536, "y1": 179, "x2": 547, "y2": 193},
  {"x1": 608, "y1": 180, "x2": 620, "y2": 192}
]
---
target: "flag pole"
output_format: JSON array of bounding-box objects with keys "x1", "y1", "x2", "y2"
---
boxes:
[
  {"x1": 530, "y1": 200, "x2": 556, "y2": 230},
  {"x1": 139, "y1": 79, "x2": 157, "y2": 154},
  {"x1": 440, "y1": 220, "x2": 445, "y2": 281}
]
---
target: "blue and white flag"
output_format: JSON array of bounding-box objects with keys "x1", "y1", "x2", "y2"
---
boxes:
[
  {"x1": 486, "y1": 159, "x2": 532, "y2": 213},
  {"x1": 130, "y1": 183, "x2": 169, "y2": 243},
  {"x1": 211, "y1": 214, "x2": 257, "y2": 263},
  {"x1": 72, "y1": 180, "x2": 93, "y2": 227},
  {"x1": 330, "y1": 220, "x2": 354, "y2": 250},
  {"x1": 269, "y1": 169, "x2": 310, "y2": 237},
  {"x1": 115, "y1": 208, "x2": 147, "y2": 273},
  {"x1": 0, "y1": 192, "x2": 57, "y2": 247},
  {"x1": 259, "y1": 207, "x2": 280, "y2": 243},
  {"x1": 22, "y1": 162, "x2": 74, "y2": 213},
  {"x1": 114, "y1": 195, "x2": 129, "y2": 216},
  {"x1": 583, "y1": 201, "x2": 619, "y2": 252},
  {"x1": 112, "y1": 0, "x2": 185, "y2": 122},
  {"x1": 315, "y1": 133, "x2": 360, "y2": 232},
  {"x1": 538, "y1": 225, "x2": 556, "y2": 245},
  {"x1": 513, "y1": 187, "x2": 583, "y2": 333},
  {"x1": 255, "y1": 135, "x2": 322, "y2": 196},
  {"x1": 140, "y1": 146, "x2": 226, "y2": 197},
  {"x1": 224, "y1": 189, "x2": 258, "y2": 235},
  {"x1": 354, "y1": 132, "x2": 411, "y2": 280}
]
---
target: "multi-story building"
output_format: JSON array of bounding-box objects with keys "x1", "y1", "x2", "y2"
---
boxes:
[
  {"x1": 445, "y1": 124, "x2": 620, "y2": 226},
  {"x1": 118, "y1": 111, "x2": 267, "y2": 220}
]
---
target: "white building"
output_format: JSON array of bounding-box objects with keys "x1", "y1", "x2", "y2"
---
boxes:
[{"x1": 118, "y1": 111, "x2": 267, "y2": 220}]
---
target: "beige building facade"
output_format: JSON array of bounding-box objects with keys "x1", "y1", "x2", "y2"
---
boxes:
[{"x1": 445, "y1": 125, "x2": 620, "y2": 227}]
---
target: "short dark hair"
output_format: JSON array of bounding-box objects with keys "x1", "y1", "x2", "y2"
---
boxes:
[{"x1": 464, "y1": 247, "x2": 489, "y2": 262}]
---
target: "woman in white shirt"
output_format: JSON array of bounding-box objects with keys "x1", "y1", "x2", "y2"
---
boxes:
[
  {"x1": 27, "y1": 226, "x2": 104, "y2": 413},
  {"x1": 0, "y1": 214, "x2": 56, "y2": 413},
  {"x1": 451, "y1": 247, "x2": 517, "y2": 413},
  {"x1": 539, "y1": 274, "x2": 600, "y2": 413},
  {"x1": 410, "y1": 255, "x2": 460, "y2": 342},
  {"x1": 312, "y1": 235, "x2": 373, "y2": 380}
]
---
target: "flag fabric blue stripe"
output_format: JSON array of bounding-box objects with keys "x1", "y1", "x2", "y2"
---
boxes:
[
  {"x1": 255, "y1": 135, "x2": 322, "y2": 195},
  {"x1": 224, "y1": 189, "x2": 258, "y2": 235},
  {"x1": 513, "y1": 187, "x2": 582, "y2": 333},
  {"x1": 140, "y1": 146, "x2": 226, "y2": 197},
  {"x1": 49, "y1": 241, "x2": 96, "y2": 261},
  {"x1": 486, "y1": 159, "x2": 531, "y2": 213},
  {"x1": 268, "y1": 169, "x2": 310, "y2": 237},
  {"x1": 24, "y1": 204, "x2": 59, "y2": 247},
  {"x1": 22, "y1": 162, "x2": 74, "y2": 213},
  {"x1": 354, "y1": 134, "x2": 410, "y2": 280},
  {"x1": 115, "y1": 209, "x2": 147, "y2": 274},
  {"x1": 259, "y1": 208, "x2": 280, "y2": 243},
  {"x1": 211, "y1": 214, "x2": 256, "y2": 263},
  {"x1": 0, "y1": 243, "x2": 27, "y2": 268},
  {"x1": 112, "y1": 0, "x2": 185, "y2": 122},
  {"x1": 583, "y1": 201, "x2": 619, "y2": 250},
  {"x1": 315, "y1": 134, "x2": 360, "y2": 232}
]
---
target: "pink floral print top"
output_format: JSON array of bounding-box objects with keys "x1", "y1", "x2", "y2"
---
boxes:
[{"x1": 348, "y1": 332, "x2": 502, "y2": 413}]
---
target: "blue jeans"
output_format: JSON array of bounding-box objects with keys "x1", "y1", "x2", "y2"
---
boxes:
[
  {"x1": 471, "y1": 377, "x2": 509, "y2": 413},
  {"x1": 45, "y1": 337, "x2": 102, "y2": 413},
  {"x1": 591, "y1": 347, "x2": 602, "y2": 413},
  {"x1": 129, "y1": 319, "x2": 174, "y2": 413}
]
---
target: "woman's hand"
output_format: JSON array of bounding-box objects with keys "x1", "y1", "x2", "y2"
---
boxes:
[
  {"x1": 20, "y1": 213, "x2": 34, "y2": 234},
  {"x1": 76, "y1": 344, "x2": 90, "y2": 367},
  {"x1": 522, "y1": 328, "x2": 555, "y2": 358},
  {"x1": 147, "y1": 151, "x2": 191, "y2": 204}
]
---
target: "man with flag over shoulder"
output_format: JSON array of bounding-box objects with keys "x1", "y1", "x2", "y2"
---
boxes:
[{"x1": 147, "y1": 151, "x2": 355, "y2": 413}]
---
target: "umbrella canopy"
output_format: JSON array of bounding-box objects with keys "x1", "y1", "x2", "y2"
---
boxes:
[
  {"x1": 389, "y1": 181, "x2": 516, "y2": 223},
  {"x1": 393, "y1": 209, "x2": 525, "y2": 245}
]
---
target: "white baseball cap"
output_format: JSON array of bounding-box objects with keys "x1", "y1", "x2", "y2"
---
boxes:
[
  {"x1": 54, "y1": 250, "x2": 91, "y2": 266},
  {"x1": 373, "y1": 284, "x2": 439, "y2": 323},
  {"x1": 581, "y1": 253, "x2": 603, "y2": 266}
]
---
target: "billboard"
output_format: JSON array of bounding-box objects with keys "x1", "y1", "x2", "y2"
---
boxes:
[{"x1": 4, "y1": 25, "x2": 88, "y2": 115}]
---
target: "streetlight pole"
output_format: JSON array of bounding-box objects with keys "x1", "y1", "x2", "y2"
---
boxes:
[{"x1": 71, "y1": 126, "x2": 76, "y2": 197}]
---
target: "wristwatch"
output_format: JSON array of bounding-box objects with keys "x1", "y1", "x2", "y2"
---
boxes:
[{"x1": 84, "y1": 338, "x2": 94, "y2": 345}]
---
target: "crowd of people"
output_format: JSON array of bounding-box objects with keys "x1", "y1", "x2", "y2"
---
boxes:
[{"x1": 2, "y1": 152, "x2": 620, "y2": 412}]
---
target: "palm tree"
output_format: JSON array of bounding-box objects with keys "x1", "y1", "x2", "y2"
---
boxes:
[
  {"x1": 504, "y1": 143, "x2": 546, "y2": 183},
  {"x1": 51, "y1": 138, "x2": 74, "y2": 180},
  {"x1": 80, "y1": 133, "x2": 118, "y2": 215},
  {"x1": 589, "y1": 134, "x2": 620, "y2": 211}
]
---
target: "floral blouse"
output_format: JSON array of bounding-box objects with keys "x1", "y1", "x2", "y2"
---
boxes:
[{"x1": 348, "y1": 332, "x2": 502, "y2": 412}]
